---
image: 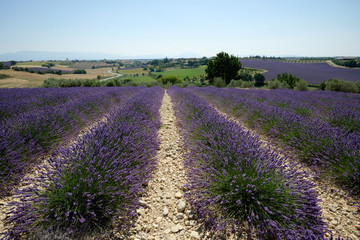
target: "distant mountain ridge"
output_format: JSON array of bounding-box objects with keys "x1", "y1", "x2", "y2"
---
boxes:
[{"x1": 0, "y1": 51, "x2": 203, "y2": 61}]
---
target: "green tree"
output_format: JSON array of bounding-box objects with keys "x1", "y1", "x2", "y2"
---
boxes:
[
  {"x1": 239, "y1": 72, "x2": 253, "y2": 82},
  {"x1": 205, "y1": 52, "x2": 242, "y2": 85},
  {"x1": 345, "y1": 60, "x2": 357, "y2": 68},
  {"x1": 254, "y1": 73, "x2": 265, "y2": 87}
]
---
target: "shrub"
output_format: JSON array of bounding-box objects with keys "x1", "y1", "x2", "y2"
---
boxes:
[
  {"x1": 268, "y1": 79, "x2": 281, "y2": 89},
  {"x1": 158, "y1": 75, "x2": 182, "y2": 85},
  {"x1": 213, "y1": 77, "x2": 226, "y2": 88},
  {"x1": 324, "y1": 79, "x2": 359, "y2": 93},
  {"x1": 73, "y1": 69, "x2": 87, "y2": 74},
  {"x1": 241, "y1": 80, "x2": 254, "y2": 88},
  {"x1": 228, "y1": 79, "x2": 242, "y2": 87},
  {"x1": 275, "y1": 73, "x2": 300, "y2": 89},
  {"x1": 294, "y1": 79, "x2": 308, "y2": 91},
  {"x1": 254, "y1": 73, "x2": 265, "y2": 87}
]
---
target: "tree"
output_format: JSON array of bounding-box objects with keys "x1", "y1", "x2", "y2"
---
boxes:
[
  {"x1": 239, "y1": 72, "x2": 253, "y2": 82},
  {"x1": 254, "y1": 73, "x2": 265, "y2": 87},
  {"x1": 205, "y1": 52, "x2": 241, "y2": 85}
]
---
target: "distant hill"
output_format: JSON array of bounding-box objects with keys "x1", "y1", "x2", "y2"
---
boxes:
[
  {"x1": 0, "y1": 51, "x2": 125, "y2": 61},
  {"x1": 0, "y1": 51, "x2": 203, "y2": 61}
]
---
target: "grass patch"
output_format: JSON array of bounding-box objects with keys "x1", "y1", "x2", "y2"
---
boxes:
[
  {"x1": 153, "y1": 66, "x2": 206, "y2": 80},
  {"x1": 117, "y1": 68, "x2": 148, "y2": 75},
  {"x1": 120, "y1": 75, "x2": 155, "y2": 83}
]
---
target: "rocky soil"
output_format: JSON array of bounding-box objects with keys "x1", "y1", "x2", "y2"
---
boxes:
[{"x1": 127, "y1": 92, "x2": 208, "y2": 240}]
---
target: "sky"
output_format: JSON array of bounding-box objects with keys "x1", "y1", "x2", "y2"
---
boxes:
[{"x1": 0, "y1": 0, "x2": 359, "y2": 59}]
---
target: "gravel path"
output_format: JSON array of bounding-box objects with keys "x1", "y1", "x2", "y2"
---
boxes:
[{"x1": 128, "y1": 92, "x2": 206, "y2": 240}]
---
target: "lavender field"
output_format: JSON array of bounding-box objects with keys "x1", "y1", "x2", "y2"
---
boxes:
[
  {"x1": 1, "y1": 86, "x2": 359, "y2": 239},
  {"x1": 241, "y1": 59, "x2": 360, "y2": 84}
]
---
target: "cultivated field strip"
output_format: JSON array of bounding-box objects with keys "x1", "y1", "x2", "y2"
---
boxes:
[
  {"x1": 0, "y1": 87, "x2": 163, "y2": 239},
  {"x1": 0, "y1": 87, "x2": 140, "y2": 198},
  {"x1": 168, "y1": 87, "x2": 326, "y2": 239},
  {"x1": 188, "y1": 87, "x2": 360, "y2": 239}
]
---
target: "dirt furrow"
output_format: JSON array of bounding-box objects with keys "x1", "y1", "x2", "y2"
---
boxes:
[{"x1": 128, "y1": 92, "x2": 205, "y2": 240}]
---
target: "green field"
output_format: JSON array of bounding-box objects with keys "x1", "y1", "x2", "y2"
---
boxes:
[
  {"x1": 119, "y1": 75, "x2": 156, "y2": 83},
  {"x1": 153, "y1": 66, "x2": 206, "y2": 79}
]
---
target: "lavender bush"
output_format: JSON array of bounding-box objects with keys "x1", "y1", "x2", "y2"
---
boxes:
[
  {"x1": 168, "y1": 86, "x2": 325, "y2": 239},
  {"x1": 190, "y1": 87, "x2": 360, "y2": 197},
  {"x1": 3, "y1": 87, "x2": 164, "y2": 239},
  {"x1": 0, "y1": 87, "x2": 140, "y2": 197}
]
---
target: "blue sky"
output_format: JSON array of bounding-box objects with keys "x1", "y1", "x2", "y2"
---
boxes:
[{"x1": 1, "y1": 0, "x2": 359, "y2": 58}]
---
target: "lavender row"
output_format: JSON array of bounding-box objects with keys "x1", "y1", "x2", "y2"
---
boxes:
[
  {"x1": 3, "y1": 87, "x2": 164, "y2": 239},
  {"x1": 168, "y1": 86, "x2": 325, "y2": 239},
  {"x1": 211, "y1": 88, "x2": 360, "y2": 134},
  {"x1": 0, "y1": 87, "x2": 140, "y2": 197},
  {"x1": 0, "y1": 87, "x2": 128, "y2": 121},
  {"x1": 190, "y1": 87, "x2": 360, "y2": 198}
]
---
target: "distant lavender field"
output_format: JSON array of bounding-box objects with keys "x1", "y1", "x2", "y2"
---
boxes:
[
  {"x1": 118, "y1": 66, "x2": 143, "y2": 70},
  {"x1": 240, "y1": 59, "x2": 360, "y2": 84},
  {"x1": 29, "y1": 67, "x2": 73, "y2": 73}
]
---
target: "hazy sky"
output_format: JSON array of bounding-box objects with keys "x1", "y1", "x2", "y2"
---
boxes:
[{"x1": 1, "y1": 0, "x2": 359, "y2": 58}]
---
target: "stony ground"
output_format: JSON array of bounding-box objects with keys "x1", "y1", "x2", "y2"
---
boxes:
[{"x1": 127, "y1": 92, "x2": 207, "y2": 240}]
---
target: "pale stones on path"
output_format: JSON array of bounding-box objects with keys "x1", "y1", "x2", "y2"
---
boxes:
[
  {"x1": 163, "y1": 207, "x2": 169, "y2": 216},
  {"x1": 175, "y1": 191, "x2": 183, "y2": 199},
  {"x1": 190, "y1": 231, "x2": 200, "y2": 239},
  {"x1": 155, "y1": 216, "x2": 162, "y2": 224},
  {"x1": 177, "y1": 201, "x2": 186, "y2": 212},
  {"x1": 171, "y1": 225, "x2": 179, "y2": 233}
]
